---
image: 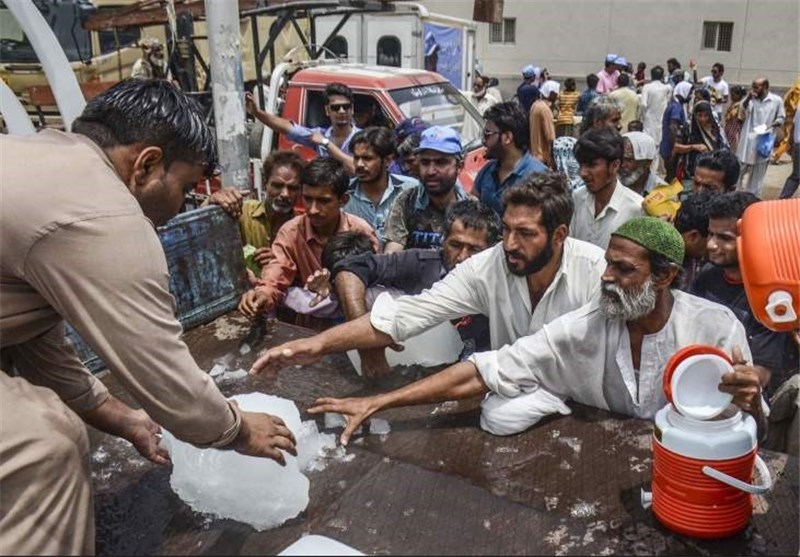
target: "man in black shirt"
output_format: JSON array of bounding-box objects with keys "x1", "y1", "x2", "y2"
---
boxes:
[{"x1": 692, "y1": 192, "x2": 799, "y2": 397}]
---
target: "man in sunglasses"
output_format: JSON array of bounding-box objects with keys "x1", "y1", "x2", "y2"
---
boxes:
[
  {"x1": 246, "y1": 82, "x2": 360, "y2": 158},
  {"x1": 473, "y1": 102, "x2": 548, "y2": 215}
]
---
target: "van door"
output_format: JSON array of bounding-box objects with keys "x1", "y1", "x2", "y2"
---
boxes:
[{"x1": 363, "y1": 14, "x2": 418, "y2": 68}]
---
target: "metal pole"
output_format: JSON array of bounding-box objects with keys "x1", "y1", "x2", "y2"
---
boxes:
[
  {"x1": 204, "y1": 0, "x2": 249, "y2": 190},
  {"x1": 5, "y1": 0, "x2": 85, "y2": 130}
]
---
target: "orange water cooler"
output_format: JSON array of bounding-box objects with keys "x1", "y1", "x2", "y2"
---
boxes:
[
  {"x1": 737, "y1": 198, "x2": 800, "y2": 332},
  {"x1": 643, "y1": 346, "x2": 772, "y2": 539}
]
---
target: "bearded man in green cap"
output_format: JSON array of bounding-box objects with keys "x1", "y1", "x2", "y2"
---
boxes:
[{"x1": 294, "y1": 217, "x2": 767, "y2": 441}]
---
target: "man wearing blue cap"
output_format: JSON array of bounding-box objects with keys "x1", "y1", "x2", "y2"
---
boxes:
[
  {"x1": 382, "y1": 126, "x2": 470, "y2": 252},
  {"x1": 517, "y1": 65, "x2": 541, "y2": 113},
  {"x1": 596, "y1": 54, "x2": 620, "y2": 94}
]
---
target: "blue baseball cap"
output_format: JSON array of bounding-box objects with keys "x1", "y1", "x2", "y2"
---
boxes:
[
  {"x1": 522, "y1": 64, "x2": 537, "y2": 78},
  {"x1": 415, "y1": 126, "x2": 462, "y2": 155},
  {"x1": 605, "y1": 53, "x2": 618, "y2": 64},
  {"x1": 614, "y1": 55, "x2": 628, "y2": 67}
]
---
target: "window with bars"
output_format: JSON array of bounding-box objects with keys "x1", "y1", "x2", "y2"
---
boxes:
[
  {"x1": 702, "y1": 21, "x2": 734, "y2": 52},
  {"x1": 489, "y1": 17, "x2": 516, "y2": 44}
]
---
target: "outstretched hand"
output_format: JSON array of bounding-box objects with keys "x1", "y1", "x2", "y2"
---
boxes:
[
  {"x1": 239, "y1": 289, "x2": 270, "y2": 319},
  {"x1": 249, "y1": 337, "x2": 323, "y2": 376},
  {"x1": 208, "y1": 187, "x2": 244, "y2": 218},
  {"x1": 123, "y1": 409, "x2": 171, "y2": 465},
  {"x1": 308, "y1": 396, "x2": 378, "y2": 446}
]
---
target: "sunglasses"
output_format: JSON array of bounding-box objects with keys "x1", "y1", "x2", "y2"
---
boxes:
[
  {"x1": 482, "y1": 129, "x2": 500, "y2": 138},
  {"x1": 329, "y1": 103, "x2": 352, "y2": 113}
]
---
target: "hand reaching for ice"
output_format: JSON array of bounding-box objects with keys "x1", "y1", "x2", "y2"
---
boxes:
[
  {"x1": 229, "y1": 404, "x2": 298, "y2": 466},
  {"x1": 123, "y1": 409, "x2": 171, "y2": 465},
  {"x1": 308, "y1": 396, "x2": 378, "y2": 446},
  {"x1": 249, "y1": 337, "x2": 323, "y2": 376}
]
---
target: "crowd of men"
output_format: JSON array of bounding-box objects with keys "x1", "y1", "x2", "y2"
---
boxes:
[{"x1": 1, "y1": 49, "x2": 798, "y2": 553}]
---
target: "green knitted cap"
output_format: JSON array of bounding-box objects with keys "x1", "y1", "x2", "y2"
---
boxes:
[{"x1": 611, "y1": 217, "x2": 685, "y2": 265}]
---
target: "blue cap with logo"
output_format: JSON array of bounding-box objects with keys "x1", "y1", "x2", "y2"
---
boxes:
[{"x1": 415, "y1": 126, "x2": 462, "y2": 155}]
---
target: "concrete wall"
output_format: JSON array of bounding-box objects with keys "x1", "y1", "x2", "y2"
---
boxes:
[{"x1": 417, "y1": 0, "x2": 799, "y2": 94}]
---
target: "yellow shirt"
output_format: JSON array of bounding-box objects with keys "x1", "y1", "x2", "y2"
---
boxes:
[
  {"x1": 557, "y1": 91, "x2": 580, "y2": 126},
  {"x1": 238, "y1": 199, "x2": 294, "y2": 249}
]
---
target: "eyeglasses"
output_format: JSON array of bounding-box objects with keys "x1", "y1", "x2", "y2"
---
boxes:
[
  {"x1": 329, "y1": 103, "x2": 352, "y2": 113},
  {"x1": 482, "y1": 129, "x2": 500, "y2": 138}
]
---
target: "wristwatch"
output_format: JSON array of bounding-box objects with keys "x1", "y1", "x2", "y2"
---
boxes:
[{"x1": 320, "y1": 137, "x2": 330, "y2": 148}]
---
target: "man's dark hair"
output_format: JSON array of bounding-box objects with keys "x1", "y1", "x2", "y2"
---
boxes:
[
  {"x1": 708, "y1": 191, "x2": 760, "y2": 221},
  {"x1": 574, "y1": 127, "x2": 624, "y2": 165},
  {"x1": 695, "y1": 150, "x2": 741, "y2": 191},
  {"x1": 397, "y1": 132, "x2": 421, "y2": 158},
  {"x1": 564, "y1": 77, "x2": 576, "y2": 91},
  {"x1": 712, "y1": 62, "x2": 725, "y2": 74},
  {"x1": 262, "y1": 150, "x2": 306, "y2": 183},
  {"x1": 674, "y1": 191, "x2": 714, "y2": 236},
  {"x1": 444, "y1": 198, "x2": 502, "y2": 245},
  {"x1": 351, "y1": 126, "x2": 396, "y2": 159},
  {"x1": 483, "y1": 102, "x2": 530, "y2": 150},
  {"x1": 651, "y1": 65, "x2": 664, "y2": 81},
  {"x1": 667, "y1": 57, "x2": 681, "y2": 69},
  {"x1": 617, "y1": 73, "x2": 630, "y2": 87},
  {"x1": 502, "y1": 171, "x2": 574, "y2": 235},
  {"x1": 627, "y1": 120, "x2": 644, "y2": 132},
  {"x1": 72, "y1": 79, "x2": 217, "y2": 177},
  {"x1": 301, "y1": 157, "x2": 349, "y2": 197},
  {"x1": 321, "y1": 231, "x2": 375, "y2": 270},
  {"x1": 324, "y1": 82, "x2": 353, "y2": 103},
  {"x1": 586, "y1": 73, "x2": 599, "y2": 89}
]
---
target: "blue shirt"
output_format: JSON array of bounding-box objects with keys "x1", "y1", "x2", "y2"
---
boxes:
[
  {"x1": 286, "y1": 123, "x2": 361, "y2": 156},
  {"x1": 660, "y1": 100, "x2": 685, "y2": 158},
  {"x1": 344, "y1": 173, "x2": 421, "y2": 243},
  {"x1": 576, "y1": 89, "x2": 598, "y2": 114},
  {"x1": 473, "y1": 151, "x2": 548, "y2": 214}
]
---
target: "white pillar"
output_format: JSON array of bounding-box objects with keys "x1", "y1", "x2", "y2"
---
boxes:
[
  {"x1": 204, "y1": 0, "x2": 250, "y2": 190},
  {"x1": 5, "y1": 0, "x2": 85, "y2": 130}
]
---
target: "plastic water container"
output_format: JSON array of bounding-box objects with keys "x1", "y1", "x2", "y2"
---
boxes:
[
  {"x1": 645, "y1": 345, "x2": 772, "y2": 539},
  {"x1": 737, "y1": 198, "x2": 800, "y2": 332}
]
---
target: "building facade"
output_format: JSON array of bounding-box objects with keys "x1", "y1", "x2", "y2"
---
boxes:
[{"x1": 420, "y1": 0, "x2": 799, "y2": 93}]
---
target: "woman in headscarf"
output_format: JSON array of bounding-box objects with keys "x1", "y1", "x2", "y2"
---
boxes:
[
  {"x1": 673, "y1": 101, "x2": 727, "y2": 188},
  {"x1": 724, "y1": 85, "x2": 747, "y2": 154},
  {"x1": 660, "y1": 81, "x2": 693, "y2": 182}
]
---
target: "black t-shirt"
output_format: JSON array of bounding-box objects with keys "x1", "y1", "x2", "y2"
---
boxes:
[{"x1": 691, "y1": 265, "x2": 799, "y2": 397}]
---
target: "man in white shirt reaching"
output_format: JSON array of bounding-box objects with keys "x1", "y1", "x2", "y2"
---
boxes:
[{"x1": 250, "y1": 172, "x2": 607, "y2": 434}]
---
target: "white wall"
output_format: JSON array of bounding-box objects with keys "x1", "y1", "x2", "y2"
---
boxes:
[{"x1": 416, "y1": 0, "x2": 799, "y2": 89}]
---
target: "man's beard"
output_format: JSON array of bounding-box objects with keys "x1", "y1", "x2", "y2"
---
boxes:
[
  {"x1": 270, "y1": 199, "x2": 294, "y2": 214},
  {"x1": 505, "y1": 240, "x2": 554, "y2": 277},
  {"x1": 619, "y1": 166, "x2": 645, "y2": 187},
  {"x1": 600, "y1": 277, "x2": 657, "y2": 320}
]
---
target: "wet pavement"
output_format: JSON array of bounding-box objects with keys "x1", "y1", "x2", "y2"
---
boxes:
[{"x1": 90, "y1": 313, "x2": 799, "y2": 555}]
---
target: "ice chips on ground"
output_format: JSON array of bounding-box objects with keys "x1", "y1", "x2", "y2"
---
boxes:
[
  {"x1": 346, "y1": 321, "x2": 464, "y2": 376},
  {"x1": 369, "y1": 418, "x2": 391, "y2": 435},
  {"x1": 163, "y1": 393, "x2": 333, "y2": 531}
]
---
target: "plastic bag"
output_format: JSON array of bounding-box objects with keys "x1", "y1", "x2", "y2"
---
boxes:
[{"x1": 757, "y1": 131, "x2": 775, "y2": 159}]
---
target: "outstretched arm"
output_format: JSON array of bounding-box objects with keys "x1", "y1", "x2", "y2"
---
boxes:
[
  {"x1": 249, "y1": 313, "x2": 395, "y2": 376},
  {"x1": 246, "y1": 92, "x2": 294, "y2": 135},
  {"x1": 308, "y1": 360, "x2": 488, "y2": 445}
]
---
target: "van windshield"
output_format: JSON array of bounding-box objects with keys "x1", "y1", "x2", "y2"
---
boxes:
[
  {"x1": 0, "y1": 1, "x2": 93, "y2": 63},
  {"x1": 389, "y1": 82, "x2": 484, "y2": 151}
]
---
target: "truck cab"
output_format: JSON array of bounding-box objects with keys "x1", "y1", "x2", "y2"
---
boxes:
[{"x1": 262, "y1": 61, "x2": 487, "y2": 192}]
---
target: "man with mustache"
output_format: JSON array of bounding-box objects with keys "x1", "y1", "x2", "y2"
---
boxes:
[
  {"x1": 301, "y1": 217, "x2": 765, "y2": 444},
  {"x1": 250, "y1": 172, "x2": 607, "y2": 434},
  {"x1": 619, "y1": 131, "x2": 666, "y2": 196},
  {"x1": 343, "y1": 127, "x2": 421, "y2": 243},
  {"x1": 207, "y1": 151, "x2": 306, "y2": 282},
  {"x1": 382, "y1": 126, "x2": 471, "y2": 252}
]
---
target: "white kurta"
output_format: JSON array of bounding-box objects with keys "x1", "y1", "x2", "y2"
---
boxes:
[
  {"x1": 570, "y1": 181, "x2": 645, "y2": 250},
  {"x1": 370, "y1": 238, "x2": 607, "y2": 350},
  {"x1": 736, "y1": 93, "x2": 786, "y2": 165},
  {"x1": 470, "y1": 291, "x2": 752, "y2": 419},
  {"x1": 640, "y1": 81, "x2": 672, "y2": 146}
]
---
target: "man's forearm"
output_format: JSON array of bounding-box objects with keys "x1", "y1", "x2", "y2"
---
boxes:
[
  {"x1": 373, "y1": 361, "x2": 489, "y2": 412},
  {"x1": 253, "y1": 107, "x2": 293, "y2": 135},
  {"x1": 334, "y1": 271, "x2": 369, "y2": 321},
  {"x1": 315, "y1": 314, "x2": 395, "y2": 354}
]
